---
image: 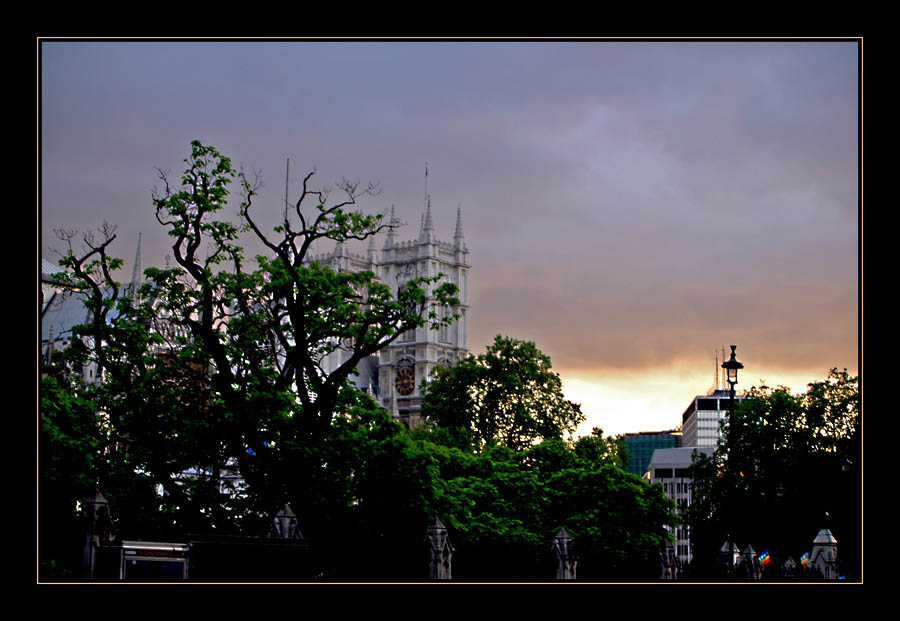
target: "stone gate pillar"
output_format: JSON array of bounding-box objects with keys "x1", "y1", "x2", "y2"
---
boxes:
[
  {"x1": 658, "y1": 540, "x2": 678, "y2": 580},
  {"x1": 81, "y1": 488, "x2": 113, "y2": 579},
  {"x1": 738, "y1": 544, "x2": 763, "y2": 580},
  {"x1": 425, "y1": 517, "x2": 453, "y2": 580},
  {"x1": 271, "y1": 504, "x2": 303, "y2": 539},
  {"x1": 551, "y1": 528, "x2": 576, "y2": 580},
  {"x1": 810, "y1": 528, "x2": 839, "y2": 580}
]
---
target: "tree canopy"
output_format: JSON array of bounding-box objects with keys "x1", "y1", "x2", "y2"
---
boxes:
[
  {"x1": 429, "y1": 438, "x2": 675, "y2": 581},
  {"x1": 421, "y1": 335, "x2": 586, "y2": 452},
  {"x1": 686, "y1": 368, "x2": 860, "y2": 581}
]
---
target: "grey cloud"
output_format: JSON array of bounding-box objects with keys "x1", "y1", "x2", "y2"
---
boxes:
[{"x1": 41, "y1": 40, "x2": 859, "y2": 384}]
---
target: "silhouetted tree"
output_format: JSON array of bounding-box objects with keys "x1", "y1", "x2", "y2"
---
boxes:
[{"x1": 686, "y1": 369, "x2": 860, "y2": 581}]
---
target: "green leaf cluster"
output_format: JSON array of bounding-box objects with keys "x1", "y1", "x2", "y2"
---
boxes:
[{"x1": 421, "y1": 335, "x2": 586, "y2": 452}]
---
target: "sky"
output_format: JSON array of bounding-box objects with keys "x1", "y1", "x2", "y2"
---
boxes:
[{"x1": 40, "y1": 39, "x2": 860, "y2": 437}]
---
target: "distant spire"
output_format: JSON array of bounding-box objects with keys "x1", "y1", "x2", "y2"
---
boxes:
[
  {"x1": 714, "y1": 349, "x2": 720, "y2": 392},
  {"x1": 420, "y1": 162, "x2": 431, "y2": 242},
  {"x1": 131, "y1": 233, "x2": 143, "y2": 302},
  {"x1": 721, "y1": 346, "x2": 727, "y2": 390},
  {"x1": 454, "y1": 204, "x2": 466, "y2": 250},
  {"x1": 424, "y1": 196, "x2": 434, "y2": 230},
  {"x1": 384, "y1": 205, "x2": 397, "y2": 249},
  {"x1": 420, "y1": 196, "x2": 435, "y2": 243}
]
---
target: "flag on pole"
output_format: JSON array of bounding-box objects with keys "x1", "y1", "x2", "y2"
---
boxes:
[
  {"x1": 759, "y1": 549, "x2": 771, "y2": 566},
  {"x1": 800, "y1": 552, "x2": 810, "y2": 566}
]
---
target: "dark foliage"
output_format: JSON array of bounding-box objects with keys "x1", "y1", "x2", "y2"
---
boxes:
[{"x1": 685, "y1": 369, "x2": 860, "y2": 581}]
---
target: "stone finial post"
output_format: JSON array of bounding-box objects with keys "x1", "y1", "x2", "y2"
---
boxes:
[
  {"x1": 810, "y1": 528, "x2": 839, "y2": 580},
  {"x1": 783, "y1": 556, "x2": 797, "y2": 578},
  {"x1": 658, "y1": 540, "x2": 678, "y2": 580},
  {"x1": 718, "y1": 539, "x2": 739, "y2": 570},
  {"x1": 82, "y1": 488, "x2": 113, "y2": 579},
  {"x1": 425, "y1": 517, "x2": 453, "y2": 580},
  {"x1": 271, "y1": 504, "x2": 302, "y2": 539},
  {"x1": 551, "y1": 528, "x2": 576, "y2": 580},
  {"x1": 738, "y1": 544, "x2": 763, "y2": 580}
]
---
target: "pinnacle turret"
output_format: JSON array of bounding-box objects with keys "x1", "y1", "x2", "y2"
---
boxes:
[
  {"x1": 367, "y1": 235, "x2": 378, "y2": 265},
  {"x1": 384, "y1": 205, "x2": 397, "y2": 249},
  {"x1": 420, "y1": 196, "x2": 435, "y2": 244},
  {"x1": 454, "y1": 205, "x2": 467, "y2": 251},
  {"x1": 131, "y1": 233, "x2": 143, "y2": 303}
]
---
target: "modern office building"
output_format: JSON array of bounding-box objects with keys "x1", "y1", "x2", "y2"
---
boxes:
[
  {"x1": 648, "y1": 446, "x2": 714, "y2": 565},
  {"x1": 624, "y1": 430, "x2": 681, "y2": 478},
  {"x1": 680, "y1": 389, "x2": 747, "y2": 448}
]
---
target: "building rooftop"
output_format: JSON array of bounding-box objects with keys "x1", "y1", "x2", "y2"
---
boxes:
[{"x1": 649, "y1": 447, "x2": 713, "y2": 469}]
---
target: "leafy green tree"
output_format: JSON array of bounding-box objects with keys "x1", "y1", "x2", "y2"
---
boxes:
[
  {"x1": 421, "y1": 437, "x2": 677, "y2": 580},
  {"x1": 39, "y1": 372, "x2": 102, "y2": 578},
  {"x1": 421, "y1": 335, "x2": 585, "y2": 452},
  {"x1": 259, "y1": 400, "x2": 675, "y2": 581},
  {"x1": 686, "y1": 369, "x2": 860, "y2": 580},
  {"x1": 573, "y1": 427, "x2": 631, "y2": 472}
]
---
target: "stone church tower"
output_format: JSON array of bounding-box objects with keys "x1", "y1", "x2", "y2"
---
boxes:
[
  {"x1": 306, "y1": 198, "x2": 470, "y2": 428},
  {"x1": 378, "y1": 199, "x2": 470, "y2": 427}
]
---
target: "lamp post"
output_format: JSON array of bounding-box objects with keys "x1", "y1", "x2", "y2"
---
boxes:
[
  {"x1": 722, "y1": 346, "x2": 744, "y2": 454},
  {"x1": 722, "y1": 345, "x2": 743, "y2": 404},
  {"x1": 720, "y1": 345, "x2": 743, "y2": 576}
]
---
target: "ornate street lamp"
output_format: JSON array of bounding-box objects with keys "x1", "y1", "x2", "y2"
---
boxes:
[
  {"x1": 720, "y1": 345, "x2": 743, "y2": 577},
  {"x1": 721, "y1": 345, "x2": 743, "y2": 441},
  {"x1": 722, "y1": 345, "x2": 743, "y2": 395}
]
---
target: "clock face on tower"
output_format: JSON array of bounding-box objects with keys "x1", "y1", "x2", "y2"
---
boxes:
[{"x1": 395, "y1": 367, "x2": 415, "y2": 396}]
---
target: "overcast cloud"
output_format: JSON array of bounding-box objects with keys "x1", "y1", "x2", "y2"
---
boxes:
[{"x1": 40, "y1": 40, "x2": 859, "y2": 434}]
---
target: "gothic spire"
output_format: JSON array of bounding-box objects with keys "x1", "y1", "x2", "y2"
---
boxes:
[
  {"x1": 131, "y1": 232, "x2": 143, "y2": 303},
  {"x1": 424, "y1": 196, "x2": 434, "y2": 231},
  {"x1": 384, "y1": 205, "x2": 397, "y2": 249},
  {"x1": 454, "y1": 204, "x2": 467, "y2": 251},
  {"x1": 420, "y1": 196, "x2": 435, "y2": 244}
]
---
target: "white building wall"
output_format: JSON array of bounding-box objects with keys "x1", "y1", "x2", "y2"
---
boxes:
[
  {"x1": 681, "y1": 392, "x2": 747, "y2": 448},
  {"x1": 649, "y1": 447, "x2": 714, "y2": 566}
]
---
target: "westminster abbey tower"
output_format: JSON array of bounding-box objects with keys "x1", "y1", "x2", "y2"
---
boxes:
[{"x1": 306, "y1": 198, "x2": 470, "y2": 428}]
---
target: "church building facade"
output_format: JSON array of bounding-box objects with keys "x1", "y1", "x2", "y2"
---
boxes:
[{"x1": 305, "y1": 198, "x2": 470, "y2": 428}]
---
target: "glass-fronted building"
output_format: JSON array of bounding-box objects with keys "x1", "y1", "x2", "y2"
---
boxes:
[{"x1": 624, "y1": 430, "x2": 681, "y2": 478}]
